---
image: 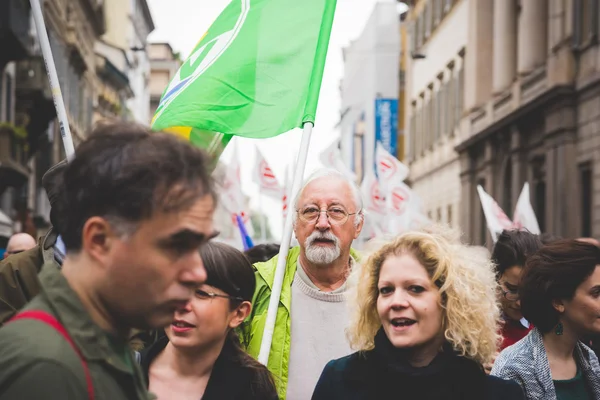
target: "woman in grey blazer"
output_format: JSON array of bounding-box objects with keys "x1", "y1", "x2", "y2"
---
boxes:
[{"x1": 492, "y1": 239, "x2": 600, "y2": 400}]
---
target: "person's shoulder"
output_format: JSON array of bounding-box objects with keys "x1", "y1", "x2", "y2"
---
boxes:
[
  {"x1": 0, "y1": 314, "x2": 81, "y2": 367},
  {"x1": 485, "y1": 375, "x2": 525, "y2": 399},
  {"x1": 322, "y1": 351, "x2": 365, "y2": 375},
  {"x1": 0, "y1": 245, "x2": 43, "y2": 274}
]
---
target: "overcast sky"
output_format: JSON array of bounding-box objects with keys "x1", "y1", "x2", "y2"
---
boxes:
[{"x1": 146, "y1": 0, "x2": 395, "y2": 237}]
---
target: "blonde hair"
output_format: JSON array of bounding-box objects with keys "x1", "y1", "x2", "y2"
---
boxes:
[{"x1": 346, "y1": 225, "x2": 501, "y2": 366}]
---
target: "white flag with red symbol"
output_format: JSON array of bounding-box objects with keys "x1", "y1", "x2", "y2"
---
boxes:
[
  {"x1": 512, "y1": 183, "x2": 541, "y2": 234},
  {"x1": 477, "y1": 185, "x2": 515, "y2": 242},
  {"x1": 360, "y1": 171, "x2": 386, "y2": 215},
  {"x1": 375, "y1": 142, "x2": 409, "y2": 193},
  {"x1": 253, "y1": 147, "x2": 283, "y2": 200},
  {"x1": 319, "y1": 139, "x2": 356, "y2": 180}
]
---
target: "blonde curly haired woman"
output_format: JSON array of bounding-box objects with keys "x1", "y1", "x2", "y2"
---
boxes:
[{"x1": 311, "y1": 228, "x2": 524, "y2": 400}]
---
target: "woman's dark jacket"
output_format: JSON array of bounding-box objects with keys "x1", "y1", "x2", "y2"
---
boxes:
[
  {"x1": 140, "y1": 335, "x2": 278, "y2": 400},
  {"x1": 312, "y1": 330, "x2": 525, "y2": 400}
]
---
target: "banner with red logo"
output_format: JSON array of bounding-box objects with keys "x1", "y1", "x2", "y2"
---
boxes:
[
  {"x1": 512, "y1": 183, "x2": 541, "y2": 234},
  {"x1": 253, "y1": 147, "x2": 283, "y2": 200},
  {"x1": 477, "y1": 185, "x2": 515, "y2": 242},
  {"x1": 319, "y1": 139, "x2": 356, "y2": 180},
  {"x1": 375, "y1": 142, "x2": 409, "y2": 194}
]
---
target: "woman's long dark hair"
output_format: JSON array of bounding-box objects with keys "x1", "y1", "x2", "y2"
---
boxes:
[{"x1": 200, "y1": 241, "x2": 277, "y2": 397}]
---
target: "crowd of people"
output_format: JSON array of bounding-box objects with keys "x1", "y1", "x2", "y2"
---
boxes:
[{"x1": 0, "y1": 121, "x2": 599, "y2": 400}]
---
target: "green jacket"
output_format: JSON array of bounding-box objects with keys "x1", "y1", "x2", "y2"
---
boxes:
[
  {"x1": 0, "y1": 229, "x2": 57, "y2": 325},
  {"x1": 246, "y1": 246, "x2": 360, "y2": 399},
  {"x1": 0, "y1": 262, "x2": 152, "y2": 400}
]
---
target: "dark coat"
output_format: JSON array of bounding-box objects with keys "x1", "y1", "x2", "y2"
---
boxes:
[
  {"x1": 0, "y1": 230, "x2": 57, "y2": 325},
  {"x1": 312, "y1": 351, "x2": 525, "y2": 400},
  {"x1": 141, "y1": 335, "x2": 278, "y2": 400}
]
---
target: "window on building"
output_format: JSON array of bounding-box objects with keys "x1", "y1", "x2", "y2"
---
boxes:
[
  {"x1": 417, "y1": 14, "x2": 423, "y2": 49},
  {"x1": 455, "y1": 65, "x2": 464, "y2": 129},
  {"x1": 448, "y1": 70, "x2": 456, "y2": 132},
  {"x1": 580, "y1": 163, "x2": 592, "y2": 237},
  {"x1": 447, "y1": 204, "x2": 453, "y2": 226},
  {"x1": 534, "y1": 179, "x2": 546, "y2": 233},
  {"x1": 409, "y1": 106, "x2": 417, "y2": 159},
  {"x1": 425, "y1": 3, "x2": 432, "y2": 39},
  {"x1": 573, "y1": 0, "x2": 598, "y2": 47},
  {"x1": 503, "y1": 160, "x2": 513, "y2": 216},
  {"x1": 434, "y1": 0, "x2": 443, "y2": 25},
  {"x1": 435, "y1": 83, "x2": 442, "y2": 142},
  {"x1": 437, "y1": 207, "x2": 442, "y2": 222},
  {"x1": 444, "y1": 0, "x2": 453, "y2": 13}
]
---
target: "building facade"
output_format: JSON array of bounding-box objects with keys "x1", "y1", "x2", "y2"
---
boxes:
[
  {"x1": 404, "y1": 0, "x2": 464, "y2": 231},
  {"x1": 101, "y1": 0, "x2": 154, "y2": 123},
  {"x1": 0, "y1": 0, "x2": 105, "y2": 241},
  {"x1": 338, "y1": 1, "x2": 401, "y2": 183},
  {"x1": 149, "y1": 42, "x2": 181, "y2": 118},
  {"x1": 456, "y1": 0, "x2": 600, "y2": 245}
]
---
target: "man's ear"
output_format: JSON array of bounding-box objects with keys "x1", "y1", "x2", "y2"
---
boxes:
[
  {"x1": 353, "y1": 214, "x2": 365, "y2": 239},
  {"x1": 81, "y1": 216, "x2": 119, "y2": 266},
  {"x1": 229, "y1": 301, "x2": 252, "y2": 329}
]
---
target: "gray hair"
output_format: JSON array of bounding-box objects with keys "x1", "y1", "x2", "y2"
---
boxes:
[{"x1": 293, "y1": 168, "x2": 364, "y2": 227}]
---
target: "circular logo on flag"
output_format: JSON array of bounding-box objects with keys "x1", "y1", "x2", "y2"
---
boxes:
[
  {"x1": 259, "y1": 160, "x2": 279, "y2": 190},
  {"x1": 370, "y1": 181, "x2": 385, "y2": 213},
  {"x1": 390, "y1": 186, "x2": 410, "y2": 215},
  {"x1": 378, "y1": 156, "x2": 397, "y2": 180},
  {"x1": 155, "y1": 0, "x2": 250, "y2": 116}
]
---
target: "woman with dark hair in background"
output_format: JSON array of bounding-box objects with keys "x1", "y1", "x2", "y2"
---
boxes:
[
  {"x1": 244, "y1": 243, "x2": 281, "y2": 264},
  {"x1": 491, "y1": 230, "x2": 543, "y2": 350},
  {"x1": 141, "y1": 242, "x2": 278, "y2": 400},
  {"x1": 492, "y1": 239, "x2": 600, "y2": 399}
]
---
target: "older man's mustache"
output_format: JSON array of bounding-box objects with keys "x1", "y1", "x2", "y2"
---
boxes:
[{"x1": 306, "y1": 231, "x2": 339, "y2": 247}]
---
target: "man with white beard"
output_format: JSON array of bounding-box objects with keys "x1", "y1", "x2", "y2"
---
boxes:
[{"x1": 246, "y1": 169, "x2": 364, "y2": 400}]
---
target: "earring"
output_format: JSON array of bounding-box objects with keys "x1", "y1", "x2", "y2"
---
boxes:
[{"x1": 555, "y1": 322, "x2": 564, "y2": 336}]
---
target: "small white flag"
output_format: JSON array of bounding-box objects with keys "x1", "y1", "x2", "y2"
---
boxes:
[
  {"x1": 319, "y1": 139, "x2": 356, "y2": 180},
  {"x1": 513, "y1": 182, "x2": 541, "y2": 234},
  {"x1": 477, "y1": 185, "x2": 514, "y2": 242},
  {"x1": 375, "y1": 142, "x2": 409, "y2": 193},
  {"x1": 253, "y1": 147, "x2": 283, "y2": 200}
]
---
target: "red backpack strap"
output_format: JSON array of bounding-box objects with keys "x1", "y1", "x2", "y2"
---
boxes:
[{"x1": 11, "y1": 311, "x2": 95, "y2": 400}]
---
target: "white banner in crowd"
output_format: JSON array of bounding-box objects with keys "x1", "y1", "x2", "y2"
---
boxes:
[
  {"x1": 253, "y1": 147, "x2": 283, "y2": 200},
  {"x1": 319, "y1": 139, "x2": 356, "y2": 180},
  {"x1": 476, "y1": 185, "x2": 515, "y2": 242},
  {"x1": 513, "y1": 183, "x2": 541, "y2": 234},
  {"x1": 375, "y1": 141, "x2": 409, "y2": 193}
]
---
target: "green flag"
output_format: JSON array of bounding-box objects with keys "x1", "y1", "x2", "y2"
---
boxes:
[{"x1": 151, "y1": 0, "x2": 337, "y2": 155}]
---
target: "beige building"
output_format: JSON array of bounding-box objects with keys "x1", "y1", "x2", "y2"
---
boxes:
[
  {"x1": 0, "y1": 0, "x2": 105, "y2": 239},
  {"x1": 456, "y1": 0, "x2": 600, "y2": 245},
  {"x1": 406, "y1": 0, "x2": 600, "y2": 246},
  {"x1": 149, "y1": 43, "x2": 181, "y2": 118},
  {"x1": 100, "y1": 0, "x2": 154, "y2": 123},
  {"x1": 404, "y1": 0, "x2": 464, "y2": 230}
]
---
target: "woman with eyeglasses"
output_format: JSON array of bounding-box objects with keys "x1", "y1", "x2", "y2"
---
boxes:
[
  {"x1": 140, "y1": 242, "x2": 278, "y2": 400},
  {"x1": 491, "y1": 230, "x2": 542, "y2": 350},
  {"x1": 492, "y1": 239, "x2": 600, "y2": 399}
]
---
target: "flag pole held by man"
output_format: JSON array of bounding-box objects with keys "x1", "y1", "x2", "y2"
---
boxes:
[{"x1": 151, "y1": 2, "x2": 338, "y2": 397}]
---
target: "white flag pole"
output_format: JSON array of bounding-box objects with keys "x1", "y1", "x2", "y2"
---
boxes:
[
  {"x1": 30, "y1": 0, "x2": 75, "y2": 161},
  {"x1": 258, "y1": 122, "x2": 313, "y2": 365}
]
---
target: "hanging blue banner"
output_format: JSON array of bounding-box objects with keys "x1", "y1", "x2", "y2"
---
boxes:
[{"x1": 375, "y1": 98, "x2": 398, "y2": 156}]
